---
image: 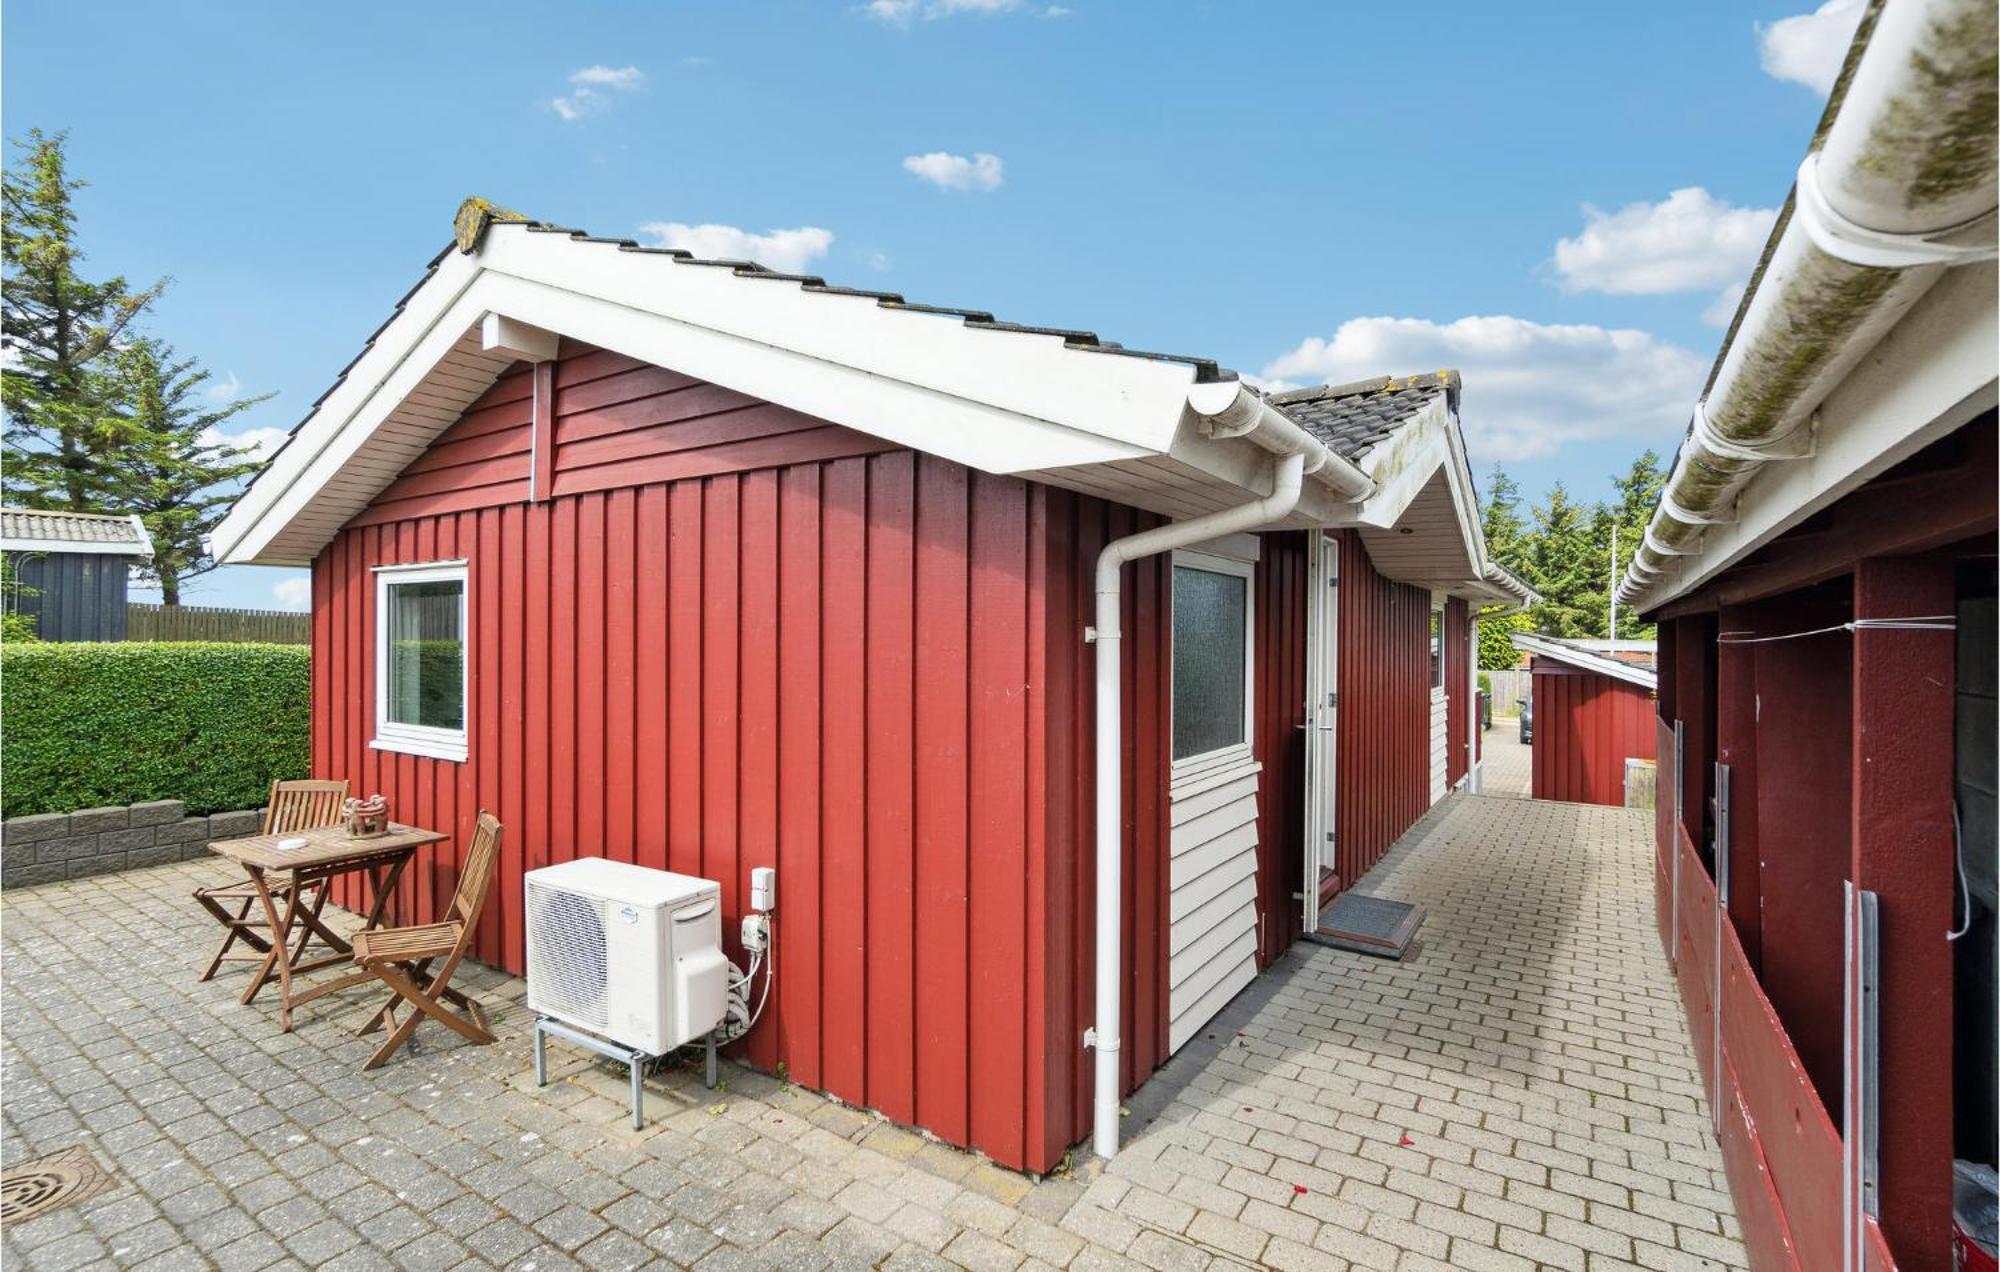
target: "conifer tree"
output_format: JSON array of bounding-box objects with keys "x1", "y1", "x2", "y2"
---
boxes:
[
  {"x1": 2, "y1": 130, "x2": 166, "y2": 508},
  {"x1": 99, "y1": 339, "x2": 271, "y2": 604}
]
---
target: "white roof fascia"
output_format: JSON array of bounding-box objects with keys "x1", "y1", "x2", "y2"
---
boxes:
[
  {"x1": 476, "y1": 272, "x2": 1154, "y2": 475},
  {"x1": 1, "y1": 537, "x2": 146, "y2": 557},
  {"x1": 215, "y1": 226, "x2": 1227, "y2": 565},
  {"x1": 1512, "y1": 632, "x2": 1658, "y2": 690},
  {"x1": 210, "y1": 249, "x2": 485, "y2": 564},
  {"x1": 479, "y1": 227, "x2": 1198, "y2": 455},
  {"x1": 1631, "y1": 259, "x2": 1997, "y2": 613}
]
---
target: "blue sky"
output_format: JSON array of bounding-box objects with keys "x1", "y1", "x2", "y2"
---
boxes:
[{"x1": 4, "y1": 0, "x2": 1862, "y2": 609}]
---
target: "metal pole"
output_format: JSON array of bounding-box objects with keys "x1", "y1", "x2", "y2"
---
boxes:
[{"x1": 1609, "y1": 526, "x2": 1617, "y2": 639}]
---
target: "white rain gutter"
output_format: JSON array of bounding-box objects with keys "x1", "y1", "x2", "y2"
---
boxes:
[
  {"x1": 1087, "y1": 383, "x2": 1372, "y2": 1159},
  {"x1": 1618, "y1": 0, "x2": 1997, "y2": 610}
]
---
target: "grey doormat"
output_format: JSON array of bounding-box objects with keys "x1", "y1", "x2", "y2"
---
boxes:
[{"x1": 1308, "y1": 892, "x2": 1426, "y2": 959}]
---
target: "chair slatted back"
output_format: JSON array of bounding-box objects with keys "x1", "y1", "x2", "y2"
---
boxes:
[
  {"x1": 448, "y1": 813, "x2": 504, "y2": 936},
  {"x1": 263, "y1": 779, "x2": 350, "y2": 835}
]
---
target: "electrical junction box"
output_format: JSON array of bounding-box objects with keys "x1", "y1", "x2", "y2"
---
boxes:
[{"x1": 750, "y1": 866, "x2": 776, "y2": 912}]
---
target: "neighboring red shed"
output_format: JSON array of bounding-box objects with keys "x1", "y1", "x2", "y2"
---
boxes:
[
  {"x1": 1513, "y1": 634, "x2": 1657, "y2": 806},
  {"x1": 211, "y1": 200, "x2": 1535, "y2": 1173}
]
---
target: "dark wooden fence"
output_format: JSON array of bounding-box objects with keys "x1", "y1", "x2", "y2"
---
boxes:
[{"x1": 126, "y1": 603, "x2": 310, "y2": 644}]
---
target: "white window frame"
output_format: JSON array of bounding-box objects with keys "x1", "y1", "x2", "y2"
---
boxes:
[
  {"x1": 1429, "y1": 597, "x2": 1447, "y2": 697},
  {"x1": 1169, "y1": 543, "x2": 1259, "y2": 789},
  {"x1": 372, "y1": 559, "x2": 470, "y2": 762}
]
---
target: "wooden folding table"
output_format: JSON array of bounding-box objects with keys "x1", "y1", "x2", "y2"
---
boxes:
[{"x1": 208, "y1": 822, "x2": 447, "y2": 1031}]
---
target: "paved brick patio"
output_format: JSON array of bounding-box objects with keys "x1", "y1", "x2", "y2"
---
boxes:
[{"x1": 1, "y1": 793, "x2": 1742, "y2": 1270}]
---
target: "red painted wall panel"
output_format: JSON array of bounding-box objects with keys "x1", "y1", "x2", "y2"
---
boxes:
[
  {"x1": 313, "y1": 351, "x2": 1178, "y2": 1172},
  {"x1": 1527, "y1": 661, "x2": 1657, "y2": 806},
  {"x1": 1254, "y1": 532, "x2": 1308, "y2": 962},
  {"x1": 1330, "y1": 529, "x2": 1434, "y2": 887}
]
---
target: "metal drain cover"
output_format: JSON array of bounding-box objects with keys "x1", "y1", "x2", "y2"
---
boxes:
[{"x1": 1, "y1": 1147, "x2": 112, "y2": 1227}]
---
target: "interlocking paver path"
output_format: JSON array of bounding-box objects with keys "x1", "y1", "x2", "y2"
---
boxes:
[
  {"x1": 1, "y1": 793, "x2": 1743, "y2": 1270},
  {"x1": 1479, "y1": 723, "x2": 1532, "y2": 799}
]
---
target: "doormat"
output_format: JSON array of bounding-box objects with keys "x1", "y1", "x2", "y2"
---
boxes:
[
  {"x1": 0, "y1": 1147, "x2": 113, "y2": 1227},
  {"x1": 1308, "y1": 892, "x2": 1426, "y2": 959}
]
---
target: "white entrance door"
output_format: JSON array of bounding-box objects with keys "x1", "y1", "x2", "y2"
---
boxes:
[{"x1": 1302, "y1": 532, "x2": 1340, "y2": 934}]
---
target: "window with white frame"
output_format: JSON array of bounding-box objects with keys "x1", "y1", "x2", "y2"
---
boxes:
[
  {"x1": 1429, "y1": 605, "x2": 1445, "y2": 691},
  {"x1": 1171, "y1": 550, "x2": 1254, "y2": 765},
  {"x1": 373, "y1": 561, "x2": 468, "y2": 761}
]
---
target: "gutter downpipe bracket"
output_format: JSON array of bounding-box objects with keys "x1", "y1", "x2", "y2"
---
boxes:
[{"x1": 1089, "y1": 384, "x2": 1373, "y2": 1160}]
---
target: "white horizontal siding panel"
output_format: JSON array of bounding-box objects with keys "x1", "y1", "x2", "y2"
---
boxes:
[
  {"x1": 1166, "y1": 776, "x2": 1260, "y2": 1059},
  {"x1": 1170, "y1": 795, "x2": 1259, "y2": 856},
  {"x1": 1169, "y1": 820, "x2": 1258, "y2": 892},
  {"x1": 1169, "y1": 878, "x2": 1259, "y2": 985},
  {"x1": 1169, "y1": 844, "x2": 1258, "y2": 924},
  {"x1": 1430, "y1": 691, "x2": 1448, "y2": 804},
  {"x1": 1167, "y1": 772, "x2": 1261, "y2": 827},
  {"x1": 1167, "y1": 930, "x2": 1258, "y2": 1054}
]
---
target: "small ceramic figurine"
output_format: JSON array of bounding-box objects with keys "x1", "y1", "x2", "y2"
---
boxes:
[{"x1": 343, "y1": 794, "x2": 390, "y2": 839}]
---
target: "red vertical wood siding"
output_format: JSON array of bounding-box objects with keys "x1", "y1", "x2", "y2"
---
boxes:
[
  {"x1": 1253, "y1": 532, "x2": 1309, "y2": 963},
  {"x1": 1850, "y1": 557, "x2": 1957, "y2": 1267},
  {"x1": 1444, "y1": 598, "x2": 1470, "y2": 787},
  {"x1": 1526, "y1": 661, "x2": 1657, "y2": 806},
  {"x1": 1036, "y1": 491, "x2": 1173, "y2": 1167},
  {"x1": 311, "y1": 345, "x2": 1175, "y2": 1172},
  {"x1": 1329, "y1": 529, "x2": 1435, "y2": 886}
]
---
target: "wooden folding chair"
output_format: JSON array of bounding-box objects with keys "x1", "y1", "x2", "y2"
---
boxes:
[
  {"x1": 351, "y1": 812, "x2": 502, "y2": 1070},
  {"x1": 195, "y1": 779, "x2": 349, "y2": 981}
]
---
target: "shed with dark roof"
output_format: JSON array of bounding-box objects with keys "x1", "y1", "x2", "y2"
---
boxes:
[{"x1": 1, "y1": 509, "x2": 153, "y2": 641}]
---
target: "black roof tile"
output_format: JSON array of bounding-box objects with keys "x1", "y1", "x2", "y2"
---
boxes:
[{"x1": 1269, "y1": 370, "x2": 1460, "y2": 461}]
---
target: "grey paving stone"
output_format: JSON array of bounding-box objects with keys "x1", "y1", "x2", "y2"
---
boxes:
[{"x1": 534, "y1": 1205, "x2": 610, "y2": 1252}]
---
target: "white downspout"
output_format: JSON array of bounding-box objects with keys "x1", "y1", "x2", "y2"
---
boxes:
[{"x1": 1089, "y1": 385, "x2": 1372, "y2": 1160}]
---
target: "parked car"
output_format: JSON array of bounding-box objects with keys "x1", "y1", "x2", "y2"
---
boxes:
[{"x1": 1517, "y1": 697, "x2": 1533, "y2": 744}]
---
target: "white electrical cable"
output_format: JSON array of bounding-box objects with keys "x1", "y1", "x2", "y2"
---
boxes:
[
  {"x1": 1947, "y1": 801, "x2": 1971, "y2": 942},
  {"x1": 1714, "y1": 616, "x2": 1956, "y2": 645}
]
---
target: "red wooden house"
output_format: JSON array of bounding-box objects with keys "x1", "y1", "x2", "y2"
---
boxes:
[
  {"x1": 1510, "y1": 634, "x2": 1657, "y2": 807},
  {"x1": 1615, "y1": 1, "x2": 1996, "y2": 1265},
  {"x1": 211, "y1": 199, "x2": 1532, "y2": 1173}
]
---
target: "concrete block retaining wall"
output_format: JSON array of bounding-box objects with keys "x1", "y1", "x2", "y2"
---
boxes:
[{"x1": 2, "y1": 801, "x2": 264, "y2": 889}]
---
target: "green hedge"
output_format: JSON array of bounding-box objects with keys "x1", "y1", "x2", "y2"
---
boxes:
[{"x1": 2, "y1": 641, "x2": 310, "y2": 817}]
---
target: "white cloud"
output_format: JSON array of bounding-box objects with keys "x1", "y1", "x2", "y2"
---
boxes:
[
  {"x1": 1260, "y1": 315, "x2": 1706, "y2": 463},
  {"x1": 1551, "y1": 187, "x2": 1776, "y2": 297},
  {"x1": 552, "y1": 64, "x2": 646, "y2": 122},
  {"x1": 902, "y1": 151, "x2": 1005, "y2": 192},
  {"x1": 867, "y1": 0, "x2": 1034, "y2": 20},
  {"x1": 204, "y1": 371, "x2": 242, "y2": 403},
  {"x1": 636, "y1": 222, "x2": 835, "y2": 273},
  {"x1": 1758, "y1": 0, "x2": 1865, "y2": 94},
  {"x1": 868, "y1": 251, "x2": 893, "y2": 271},
  {"x1": 272, "y1": 576, "x2": 311, "y2": 612},
  {"x1": 201, "y1": 425, "x2": 289, "y2": 462}
]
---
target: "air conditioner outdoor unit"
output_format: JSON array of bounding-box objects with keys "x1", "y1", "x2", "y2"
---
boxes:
[{"x1": 524, "y1": 857, "x2": 729, "y2": 1056}]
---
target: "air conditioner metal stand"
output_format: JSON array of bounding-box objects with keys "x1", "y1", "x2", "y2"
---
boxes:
[{"x1": 532, "y1": 1016, "x2": 719, "y2": 1131}]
